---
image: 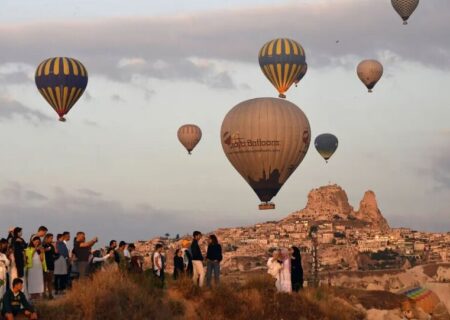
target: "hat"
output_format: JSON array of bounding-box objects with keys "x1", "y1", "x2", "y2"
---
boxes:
[{"x1": 181, "y1": 239, "x2": 191, "y2": 248}]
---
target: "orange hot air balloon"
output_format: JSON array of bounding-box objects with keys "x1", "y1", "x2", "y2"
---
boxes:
[
  {"x1": 357, "y1": 60, "x2": 383, "y2": 93},
  {"x1": 178, "y1": 124, "x2": 202, "y2": 155},
  {"x1": 221, "y1": 98, "x2": 311, "y2": 210}
]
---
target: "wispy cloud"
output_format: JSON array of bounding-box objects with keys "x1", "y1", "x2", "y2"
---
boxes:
[
  {"x1": 0, "y1": 95, "x2": 52, "y2": 123},
  {"x1": 0, "y1": 1, "x2": 447, "y2": 86}
]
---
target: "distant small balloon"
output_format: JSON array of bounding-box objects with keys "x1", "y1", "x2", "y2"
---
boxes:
[
  {"x1": 357, "y1": 60, "x2": 383, "y2": 93},
  {"x1": 391, "y1": 0, "x2": 419, "y2": 25},
  {"x1": 178, "y1": 124, "x2": 202, "y2": 155},
  {"x1": 315, "y1": 134, "x2": 338, "y2": 163}
]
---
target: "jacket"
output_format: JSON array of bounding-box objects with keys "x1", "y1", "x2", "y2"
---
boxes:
[
  {"x1": 25, "y1": 247, "x2": 47, "y2": 272},
  {"x1": 190, "y1": 240, "x2": 203, "y2": 261}
]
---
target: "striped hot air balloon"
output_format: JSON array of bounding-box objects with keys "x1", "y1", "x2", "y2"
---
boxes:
[
  {"x1": 35, "y1": 57, "x2": 88, "y2": 122},
  {"x1": 294, "y1": 63, "x2": 308, "y2": 87},
  {"x1": 178, "y1": 124, "x2": 202, "y2": 155},
  {"x1": 221, "y1": 98, "x2": 311, "y2": 210},
  {"x1": 399, "y1": 286, "x2": 440, "y2": 314},
  {"x1": 258, "y1": 38, "x2": 306, "y2": 98}
]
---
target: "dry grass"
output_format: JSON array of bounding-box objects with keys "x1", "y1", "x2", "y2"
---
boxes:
[
  {"x1": 36, "y1": 267, "x2": 184, "y2": 320},
  {"x1": 37, "y1": 269, "x2": 368, "y2": 320}
]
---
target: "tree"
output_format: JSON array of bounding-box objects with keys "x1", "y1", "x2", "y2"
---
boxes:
[
  {"x1": 165, "y1": 233, "x2": 170, "y2": 238},
  {"x1": 175, "y1": 234, "x2": 180, "y2": 240}
]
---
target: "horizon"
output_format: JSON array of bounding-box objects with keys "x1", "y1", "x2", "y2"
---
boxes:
[{"x1": 1, "y1": 0, "x2": 449, "y2": 243}]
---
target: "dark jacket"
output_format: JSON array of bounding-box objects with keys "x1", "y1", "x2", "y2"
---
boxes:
[
  {"x1": 44, "y1": 243, "x2": 59, "y2": 272},
  {"x1": 206, "y1": 244, "x2": 223, "y2": 262},
  {"x1": 190, "y1": 240, "x2": 203, "y2": 261},
  {"x1": 12, "y1": 238, "x2": 27, "y2": 278},
  {"x1": 173, "y1": 256, "x2": 184, "y2": 279},
  {"x1": 2, "y1": 290, "x2": 35, "y2": 316}
]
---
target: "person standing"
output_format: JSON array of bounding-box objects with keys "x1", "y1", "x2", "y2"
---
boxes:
[
  {"x1": 29, "y1": 226, "x2": 48, "y2": 243},
  {"x1": 54, "y1": 234, "x2": 68, "y2": 294},
  {"x1": 25, "y1": 237, "x2": 46, "y2": 299},
  {"x1": 290, "y1": 246, "x2": 304, "y2": 292},
  {"x1": 2, "y1": 278, "x2": 38, "y2": 320},
  {"x1": 117, "y1": 241, "x2": 129, "y2": 272},
  {"x1": 153, "y1": 244, "x2": 164, "y2": 287},
  {"x1": 267, "y1": 250, "x2": 282, "y2": 292},
  {"x1": 62, "y1": 231, "x2": 71, "y2": 288},
  {"x1": 173, "y1": 249, "x2": 184, "y2": 280},
  {"x1": 279, "y1": 249, "x2": 292, "y2": 293},
  {"x1": 128, "y1": 244, "x2": 143, "y2": 274},
  {"x1": 0, "y1": 238, "x2": 10, "y2": 298},
  {"x1": 181, "y1": 240, "x2": 193, "y2": 277},
  {"x1": 12, "y1": 227, "x2": 26, "y2": 282},
  {"x1": 206, "y1": 235, "x2": 222, "y2": 288},
  {"x1": 190, "y1": 231, "x2": 205, "y2": 287},
  {"x1": 43, "y1": 234, "x2": 58, "y2": 299},
  {"x1": 72, "y1": 232, "x2": 97, "y2": 278}
]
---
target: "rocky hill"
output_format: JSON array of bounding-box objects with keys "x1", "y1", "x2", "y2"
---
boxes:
[{"x1": 283, "y1": 184, "x2": 390, "y2": 231}]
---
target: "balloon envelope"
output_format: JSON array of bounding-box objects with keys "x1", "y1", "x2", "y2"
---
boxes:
[
  {"x1": 178, "y1": 124, "x2": 202, "y2": 154},
  {"x1": 35, "y1": 57, "x2": 88, "y2": 121},
  {"x1": 221, "y1": 98, "x2": 311, "y2": 209},
  {"x1": 258, "y1": 38, "x2": 306, "y2": 98},
  {"x1": 391, "y1": 0, "x2": 419, "y2": 25},
  {"x1": 400, "y1": 286, "x2": 440, "y2": 314},
  {"x1": 294, "y1": 63, "x2": 308, "y2": 86},
  {"x1": 315, "y1": 134, "x2": 338, "y2": 162},
  {"x1": 357, "y1": 60, "x2": 383, "y2": 92}
]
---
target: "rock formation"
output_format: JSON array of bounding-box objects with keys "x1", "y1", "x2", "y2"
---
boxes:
[{"x1": 286, "y1": 184, "x2": 390, "y2": 231}]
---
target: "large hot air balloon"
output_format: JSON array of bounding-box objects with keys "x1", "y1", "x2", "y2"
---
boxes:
[
  {"x1": 315, "y1": 133, "x2": 338, "y2": 163},
  {"x1": 391, "y1": 0, "x2": 419, "y2": 25},
  {"x1": 357, "y1": 60, "x2": 383, "y2": 93},
  {"x1": 294, "y1": 63, "x2": 308, "y2": 87},
  {"x1": 35, "y1": 57, "x2": 88, "y2": 122},
  {"x1": 258, "y1": 38, "x2": 306, "y2": 98},
  {"x1": 178, "y1": 124, "x2": 202, "y2": 155},
  {"x1": 221, "y1": 98, "x2": 311, "y2": 210}
]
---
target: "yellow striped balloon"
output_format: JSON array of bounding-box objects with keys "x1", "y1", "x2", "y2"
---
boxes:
[
  {"x1": 35, "y1": 57, "x2": 88, "y2": 122},
  {"x1": 258, "y1": 38, "x2": 306, "y2": 98}
]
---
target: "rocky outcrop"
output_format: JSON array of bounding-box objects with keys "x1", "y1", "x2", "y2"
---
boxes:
[
  {"x1": 286, "y1": 185, "x2": 390, "y2": 232},
  {"x1": 355, "y1": 191, "x2": 390, "y2": 231}
]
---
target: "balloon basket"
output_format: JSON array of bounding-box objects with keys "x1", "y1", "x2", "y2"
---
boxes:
[
  {"x1": 278, "y1": 93, "x2": 286, "y2": 99},
  {"x1": 403, "y1": 21, "x2": 408, "y2": 25},
  {"x1": 259, "y1": 202, "x2": 275, "y2": 210},
  {"x1": 368, "y1": 89, "x2": 373, "y2": 93},
  {"x1": 59, "y1": 117, "x2": 67, "y2": 122}
]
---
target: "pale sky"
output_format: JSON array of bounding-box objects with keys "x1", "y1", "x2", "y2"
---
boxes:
[{"x1": 0, "y1": 0, "x2": 449, "y2": 245}]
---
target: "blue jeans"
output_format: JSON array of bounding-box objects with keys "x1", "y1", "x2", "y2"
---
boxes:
[{"x1": 206, "y1": 261, "x2": 220, "y2": 287}]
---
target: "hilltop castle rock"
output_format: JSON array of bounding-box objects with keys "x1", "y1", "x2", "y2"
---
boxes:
[
  {"x1": 355, "y1": 190, "x2": 390, "y2": 232},
  {"x1": 286, "y1": 184, "x2": 390, "y2": 231}
]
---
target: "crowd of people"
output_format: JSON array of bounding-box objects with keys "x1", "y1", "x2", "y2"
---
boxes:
[{"x1": 0, "y1": 225, "x2": 303, "y2": 319}]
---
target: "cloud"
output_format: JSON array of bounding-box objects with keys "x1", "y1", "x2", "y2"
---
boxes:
[
  {"x1": 430, "y1": 147, "x2": 450, "y2": 190},
  {"x1": 0, "y1": 184, "x2": 253, "y2": 242},
  {"x1": 0, "y1": 1, "x2": 447, "y2": 87},
  {"x1": 0, "y1": 95, "x2": 52, "y2": 123}
]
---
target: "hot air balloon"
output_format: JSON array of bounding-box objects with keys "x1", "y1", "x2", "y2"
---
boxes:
[
  {"x1": 178, "y1": 124, "x2": 202, "y2": 155},
  {"x1": 294, "y1": 63, "x2": 308, "y2": 87},
  {"x1": 391, "y1": 0, "x2": 419, "y2": 25},
  {"x1": 357, "y1": 60, "x2": 383, "y2": 93},
  {"x1": 258, "y1": 38, "x2": 306, "y2": 98},
  {"x1": 35, "y1": 57, "x2": 88, "y2": 122},
  {"x1": 399, "y1": 286, "x2": 440, "y2": 314},
  {"x1": 221, "y1": 98, "x2": 311, "y2": 210},
  {"x1": 315, "y1": 133, "x2": 338, "y2": 163}
]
